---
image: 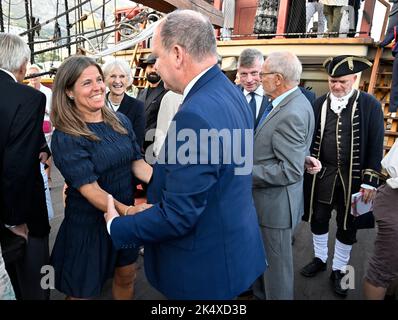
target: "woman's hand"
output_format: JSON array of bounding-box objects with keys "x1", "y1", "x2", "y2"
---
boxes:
[{"x1": 104, "y1": 194, "x2": 119, "y2": 224}]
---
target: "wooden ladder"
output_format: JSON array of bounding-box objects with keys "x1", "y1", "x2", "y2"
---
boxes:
[
  {"x1": 367, "y1": 1, "x2": 397, "y2": 155},
  {"x1": 368, "y1": 47, "x2": 398, "y2": 155}
]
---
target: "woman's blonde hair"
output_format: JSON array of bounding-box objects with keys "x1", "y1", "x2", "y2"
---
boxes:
[{"x1": 50, "y1": 55, "x2": 127, "y2": 141}]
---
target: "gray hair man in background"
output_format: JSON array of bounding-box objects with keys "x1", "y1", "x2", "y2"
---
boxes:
[
  {"x1": 0, "y1": 33, "x2": 50, "y2": 300},
  {"x1": 252, "y1": 51, "x2": 316, "y2": 300}
]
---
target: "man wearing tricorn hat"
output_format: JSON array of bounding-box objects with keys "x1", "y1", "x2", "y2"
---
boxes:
[{"x1": 300, "y1": 55, "x2": 385, "y2": 297}]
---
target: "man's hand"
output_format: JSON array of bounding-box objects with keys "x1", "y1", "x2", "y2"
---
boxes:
[
  {"x1": 9, "y1": 223, "x2": 29, "y2": 241},
  {"x1": 126, "y1": 203, "x2": 153, "y2": 215},
  {"x1": 305, "y1": 156, "x2": 322, "y2": 175},
  {"x1": 360, "y1": 187, "x2": 377, "y2": 204},
  {"x1": 104, "y1": 194, "x2": 119, "y2": 224},
  {"x1": 39, "y1": 151, "x2": 48, "y2": 163}
]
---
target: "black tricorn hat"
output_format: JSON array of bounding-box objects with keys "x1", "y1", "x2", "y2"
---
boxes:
[
  {"x1": 143, "y1": 54, "x2": 157, "y2": 65},
  {"x1": 323, "y1": 55, "x2": 372, "y2": 77}
]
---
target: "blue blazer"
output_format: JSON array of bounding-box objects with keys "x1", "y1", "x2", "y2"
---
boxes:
[{"x1": 110, "y1": 66, "x2": 266, "y2": 299}]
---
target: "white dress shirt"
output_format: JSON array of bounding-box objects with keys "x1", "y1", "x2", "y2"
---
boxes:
[{"x1": 244, "y1": 85, "x2": 264, "y2": 118}]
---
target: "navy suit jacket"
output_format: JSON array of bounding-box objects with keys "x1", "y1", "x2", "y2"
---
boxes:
[
  {"x1": 111, "y1": 66, "x2": 266, "y2": 299},
  {"x1": 299, "y1": 86, "x2": 316, "y2": 105}
]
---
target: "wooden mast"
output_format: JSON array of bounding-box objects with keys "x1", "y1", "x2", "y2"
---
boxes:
[
  {"x1": 0, "y1": 0, "x2": 4, "y2": 32},
  {"x1": 65, "y1": 0, "x2": 71, "y2": 56},
  {"x1": 24, "y1": 0, "x2": 34, "y2": 62}
]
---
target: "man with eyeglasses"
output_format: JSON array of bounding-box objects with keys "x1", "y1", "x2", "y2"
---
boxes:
[
  {"x1": 237, "y1": 48, "x2": 271, "y2": 129},
  {"x1": 252, "y1": 51, "x2": 316, "y2": 300}
]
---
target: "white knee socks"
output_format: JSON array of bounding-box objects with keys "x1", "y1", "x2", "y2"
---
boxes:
[
  {"x1": 313, "y1": 233, "x2": 328, "y2": 263},
  {"x1": 332, "y1": 239, "x2": 352, "y2": 271}
]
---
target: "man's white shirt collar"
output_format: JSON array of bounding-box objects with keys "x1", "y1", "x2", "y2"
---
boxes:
[{"x1": 243, "y1": 85, "x2": 264, "y2": 98}]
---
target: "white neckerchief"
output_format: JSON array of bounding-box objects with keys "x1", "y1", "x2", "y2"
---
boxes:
[{"x1": 329, "y1": 88, "x2": 354, "y2": 115}]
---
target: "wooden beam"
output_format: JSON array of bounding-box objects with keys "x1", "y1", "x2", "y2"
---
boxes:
[
  {"x1": 359, "y1": 0, "x2": 376, "y2": 38},
  {"x1": 213, "y1": 0, "x2": 222, "y2": 37},
  {"x1": 133, "y1": 0, "x2": 224, "y2": 27},
  {"x1": 276, "y1": 0, "x2": 290, "y2": 38}
]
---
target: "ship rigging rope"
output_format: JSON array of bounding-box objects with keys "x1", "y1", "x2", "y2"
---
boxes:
[
  {"x1": 7, "y1": 0, "x2": 11, "y2": 31},
  {"x1": 19, "y1": 0, "x2": 90, "y2": 36},
  {"x1": 2, "y1": 12, "x2": 26, "y2": 20},
  {"x1": 28, "y1": 19, "x2": 117, "y2": 45},
  {"x1": 88, "y1": 0, "x2": 100, "y2": 48},
  {"x1": 3, "y1": 0, "x2": 25, "y2": 6}
]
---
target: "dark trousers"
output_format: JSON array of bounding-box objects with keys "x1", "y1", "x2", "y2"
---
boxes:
[
  {"x1": 390, "y1": 56, "x2": 398, "y2": 112},
  {"x1": 310, "y1": 182, "x2": 357, "y2": 245},
  {"x1": 6, "y1": 235, "x2": 50, "y2": 300}
]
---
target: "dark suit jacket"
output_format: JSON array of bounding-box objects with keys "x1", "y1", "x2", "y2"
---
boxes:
[
  {"x1": 0, "y1": 70, "x2": 50, "y2": 237},
  {"x1": 110, "y1": 66, "x2": 266, "y2": 299},
  {"x1": 299, "y1": 86, "x2": 316, "y2": 105},
  {"x1": 137, "y1": 81, "x2": 168, "y2": 133},
  {"x1": 110, "y1": 93, "x2": 145, "y2": 149}
]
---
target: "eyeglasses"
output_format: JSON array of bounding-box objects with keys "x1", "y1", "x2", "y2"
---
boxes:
[
  {"x1": 259, "y1": 72, "x2": 278, "y2": 78},
  {"x1": 239, "y1": 71, "x2": 260, "y2": 79}
]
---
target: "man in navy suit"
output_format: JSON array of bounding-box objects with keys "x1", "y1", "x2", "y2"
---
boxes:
[{"x1": 105, "y1": 9, "x2": 266, "y2": 300}]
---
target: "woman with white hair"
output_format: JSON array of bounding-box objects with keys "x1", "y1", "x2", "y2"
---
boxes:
[{"x1": 102, "y1": 59, "x2": 145, "y2": 149}]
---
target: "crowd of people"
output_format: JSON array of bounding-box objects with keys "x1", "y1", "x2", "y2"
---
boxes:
[
  {"x1": 253, "y1": 0, "x2": 364, "y2": 37},
  {"x1": 0, "y1": 8, "x2": 397, "y2": 301}
]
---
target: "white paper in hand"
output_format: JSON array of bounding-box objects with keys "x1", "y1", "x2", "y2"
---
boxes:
[{"x1": 351, "y1": 192, "x2": 373, "y2": 217}]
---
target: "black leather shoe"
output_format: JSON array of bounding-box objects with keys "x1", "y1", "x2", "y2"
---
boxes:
[
  {"x1": 300, "y1": 257, "x2": 327, "y2": 277},
  {"x1": 330, "y1": 270, "x2": 348, "y2": 297}
]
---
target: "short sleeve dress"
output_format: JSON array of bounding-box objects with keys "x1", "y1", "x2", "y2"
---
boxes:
[{"x1": 50, "y1": 113, "x2": 141, "y2": 298}]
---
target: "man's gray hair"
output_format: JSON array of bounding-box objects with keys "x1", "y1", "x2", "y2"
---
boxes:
[
  {"x1": 159, "y1": 10, "x2": 217, "y2": 62},
  {"x1": 0, "y1": 33, "x2": 30, "y2": 72},
  {"x1": 102, "y1": 59, "x2": 133, "y2": 86},
  {"x1": 265, "y1": 51, "x2": 302, "y2": 85},
  {"x1": 237, "y1": 48, "x2": 264, "y2": 69}
]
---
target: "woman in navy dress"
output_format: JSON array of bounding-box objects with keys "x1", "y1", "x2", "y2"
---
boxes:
[{"x1": 50, "y1": 56, "x2": 152, "y2": 299}]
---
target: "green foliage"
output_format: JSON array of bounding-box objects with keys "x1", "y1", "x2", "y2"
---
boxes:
[{"x1": 35, "y1": 51, "x2": 61, "y2": 63}]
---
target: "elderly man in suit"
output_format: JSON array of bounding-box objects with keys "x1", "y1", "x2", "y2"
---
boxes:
[
  {"x1": 252, "y1": 51, "x2": 316, "y2": 300},
  {"x1": 0, "y1": 33, "x2": 50, "y2": 300},
  {"x1": 105, "y1": 9, "x2": 266, "y2": 300}
]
